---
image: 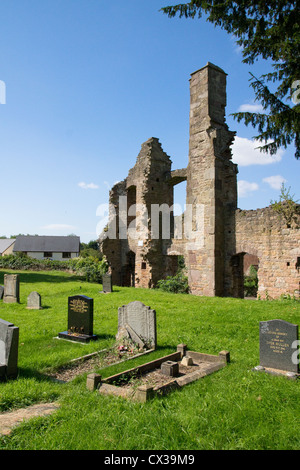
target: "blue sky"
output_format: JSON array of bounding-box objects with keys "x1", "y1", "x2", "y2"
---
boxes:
[{"x1": 1, "y1": 0, "x2": 299, "y2": 243}]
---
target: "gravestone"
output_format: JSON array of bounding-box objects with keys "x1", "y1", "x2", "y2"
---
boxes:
[
  {"x1": 0, "y1": 318, "x2": 19, "y2": 380},
  {"x1": 3, "y1": 274, "x2": 20, "y2": 304},
  {"x1": 0, "y1": 286, "x2": 4, "y2": 300},
  {"x1": 27, "y1": 291, "x2": 42, "y2": 310},
  {"x1": 254, "y1": 319, "x2": 299, "y2": 378},
  {"x1": 102, "y1": 274, "x2": 113, "y2": 293},
  {"x1": 58, "y1": 295, "x2": 97, "y2": 343},
  {"x1": 116, "y1": 301, "x2": 157, "y2": 349}
]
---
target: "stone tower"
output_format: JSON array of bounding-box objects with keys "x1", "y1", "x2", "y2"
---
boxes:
[
  {"x1": 185, "y1": 63, "x2": 238, "y2": 296},
  {"x1": 100, "y1": 63, "x2": 238, "y2": 296}
]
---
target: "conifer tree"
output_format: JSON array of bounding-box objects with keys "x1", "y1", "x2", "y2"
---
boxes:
[{"x1": 161, "y1": 1, "x2": 300, "y2": 159}]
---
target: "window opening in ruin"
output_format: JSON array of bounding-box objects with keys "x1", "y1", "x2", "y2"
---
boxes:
[
  {"x1": 141, "y1": 262, "x2": 147, "y2": 270},
  {"x1": 127, "y1": 186, "x2": 136, "y2": 229},
  {"x1": 173, "y1": 180, "x2": 187, "y2": 239},
  {"x1": 173, "y1": 181, "x2": 187, "y2": 217}
]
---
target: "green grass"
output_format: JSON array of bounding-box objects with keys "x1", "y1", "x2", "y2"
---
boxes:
[{"x1": 0, "y1": 269, "x2": 299, "y2": 450}]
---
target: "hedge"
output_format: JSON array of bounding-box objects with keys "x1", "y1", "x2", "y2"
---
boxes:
[{"x1": 0, "y1": 254, "x2": 108, "y2": 283}]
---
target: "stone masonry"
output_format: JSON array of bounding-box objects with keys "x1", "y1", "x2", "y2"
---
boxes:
[
  {"x1": 235, "y1": 206, "x2": 300, "y2": 299},
  {"x1": 100, "y1": 62, "x2": 300, "y2": 299}
]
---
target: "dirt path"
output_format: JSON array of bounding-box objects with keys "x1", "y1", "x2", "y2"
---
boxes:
[{"x1": 0, "y1": 402, "x2": 60, "y2": 436}]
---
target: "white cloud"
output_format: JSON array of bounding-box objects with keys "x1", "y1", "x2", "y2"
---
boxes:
[
  {"x1": 238, "y1": 180, "x2": 259, "y2": 198},
  {"x1": 78, "y1": 182, "x2": 99, "y2": 190},
  {"x1": 238, "y1": 103, "x2": 264, "y2": 113},
  {"x1": 230, "y1": 36, "x2": 243, "y2": 54},
  {"x1": 41, "y1": 224, "x2": 76, "y2": 231},
  {"x1": 262, "y1": 175, "x2": 287, "y2": 190},
  {"x1": 232, "y1": 136, "x2": 284, "y2": 166}
]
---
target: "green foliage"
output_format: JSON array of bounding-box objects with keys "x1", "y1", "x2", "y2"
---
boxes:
[
  {"x1": 244, "y1": 265, "x2": 258, "y2": 297},
  {"x1": 79, "y1": 240, "x2": 102, "y2": 261},
  {"x1": 161, "y1": 1, "x2": 300, "y2": 159},
  {"x1": 0, "y1": 253, "x2": 108, "y2": 283},
  {"x1": 69, "y1": 256, "x2": 108, "y2": 283},
  {"x1": 157, "y1": 269, "x2": 190, "y2": 294},
  {"x1": 0, "y1": 270, "x2": 300, "y2": 449},
  {"x1": 271, "y1": 183, "x2": 299, "y2": 227}
]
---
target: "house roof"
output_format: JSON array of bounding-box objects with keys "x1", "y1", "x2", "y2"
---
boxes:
[
  {"x1": 13, "y1": 236, "x2": 80, "y2": 253},
  {"x1": 0, "y1": 239, "x2": 16, "y2": 254}
]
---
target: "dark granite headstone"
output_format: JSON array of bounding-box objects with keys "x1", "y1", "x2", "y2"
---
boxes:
[
  {"x1": 102, "y1": 274, "x2": 113, "y2": 293},
  {"x1": 58, "y1": 295, "x2": 97, "y2": 343},
  {"x1": 0, "y1": 286, "x2": 4, "y2": 300},
  {"x1": 258, "y1": 319, "x2": 299, "y2": 375},
  {"x1": 0, "y1": 318, "x2": 19, "y2": 380}
]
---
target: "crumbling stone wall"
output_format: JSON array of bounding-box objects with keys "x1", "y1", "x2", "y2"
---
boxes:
[
  {"x1": 100, "y1": 137, "x2": 174, "y2": 288},
  {"x1": 100, "y1": 62, "x2": 299, "y2": 300},
  {"x1": 235, "y1": 206, "x2": 300, "y2": 299}
]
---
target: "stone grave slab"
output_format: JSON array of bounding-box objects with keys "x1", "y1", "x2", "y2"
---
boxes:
[
  {"x1": 116, "y1": 301, "x2": 157, "y2": 350},
  {"x1": 0, "y1": 318, "x2": 19, "y2": 380},
  {"x1": 91, "y1": 345, "x2": 230, "y2": 402},
  {"x1": 27, "y1": 291, "x2": 42, "y2": 310},
  {"x1": 254, "y1": 319, "x2": 299, "y2": 379},
  {"x1": 58, "y1": 295, "x2": 97, "y2": 343},
  {"x1": 3, "y1": 274, "x2": 19, "y2": 304},
  {"x1": 0, "y1": 286, "x2": 4, "y2": 300}
]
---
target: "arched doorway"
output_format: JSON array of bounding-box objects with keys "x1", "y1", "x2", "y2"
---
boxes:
[
  {"x1": 231, "y1": 252, "x2": 259, "y2": 298},
  {"x1": 121, "y1": 250, "x2": 136, "y2": 287}
]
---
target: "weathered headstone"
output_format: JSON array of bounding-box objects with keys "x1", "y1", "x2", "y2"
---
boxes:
[
  {"x1": 27, "y1": 291, "x2": 42, "y2": 310},
  {"x1": 102, "y1": 274, "x2": 113, "y2": 293},
  {"x1": 3, "y1": 274, "x2": 20, "y2": 304},
  {"x1": 58, "y1": 295, "x2": 97, "y2": 343},
  {"x1": 0, "y1": 286, "x2": 4, "y2": 300},
  {"x1": 116, "y1": 301, "x2": 157, "y2": 349},
  {"x1": 0, "y1": 318, "x2": 19, "y2": 380},
  {"x1": 254, "y1": 319, "x2": 299, "y2": 378}
]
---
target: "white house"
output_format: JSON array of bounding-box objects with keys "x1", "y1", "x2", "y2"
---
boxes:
[
  {"x1": 13, "y1": 235, "x2": 80, "y2": 261},
  {"x1": 0, "y1": 239, "x2": 16, "y2": 256}
]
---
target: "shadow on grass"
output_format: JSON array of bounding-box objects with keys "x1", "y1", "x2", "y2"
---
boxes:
[
  {"x1": 98, "y1": 288, "x2": 121, "y2": 293},
  {"x1": 0, "y1": 270, "x2": 86, "y2": 285},
  {"x1": 15, "y1": 343, "x2": 175, "y2": 385}
]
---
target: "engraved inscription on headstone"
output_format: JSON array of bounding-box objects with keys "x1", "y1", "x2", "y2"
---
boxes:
[
  {"x1": 0, "y1": 318, "x2": 19, "y2": 380},
  {"x1": 27, "y1": 291, "x2": 42, "y2": 310},
  {"x1": 3, "y1": 274, "x2": 20, "y2": 304},
  {"x1": 58, "y1": 295, "x2": 97, "y2": 343},
  {"x1": 259, "y1": 319, "x2": 299, "y2": 374},
  {"x1": 116, "y1": 301, "x2": 157, "y2": 349}
]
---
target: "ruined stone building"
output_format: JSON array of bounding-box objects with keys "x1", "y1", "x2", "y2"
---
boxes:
[{"x1": 100, "y1": 62, "x2": 300, "y2": 299}]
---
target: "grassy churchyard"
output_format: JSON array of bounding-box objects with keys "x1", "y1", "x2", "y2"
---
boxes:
[{"x1": 0, "y1": 269, "x2": 299, "y2": 450}]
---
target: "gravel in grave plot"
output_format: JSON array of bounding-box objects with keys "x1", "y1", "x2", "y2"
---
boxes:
[
  {"x1": 114, "y1": 362, "x2": 204, "y2": 391},
  {"x1": 46, "y1": 346, "x2": 150, "y2": 383}
]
